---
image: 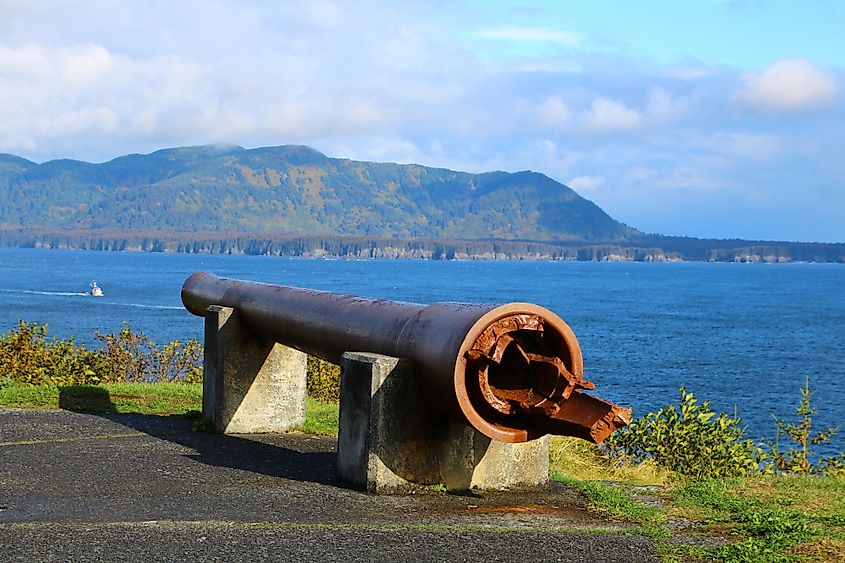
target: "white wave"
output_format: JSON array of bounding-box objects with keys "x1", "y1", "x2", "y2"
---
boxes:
[
  {"x1": 121, "y1": 303, "x2": 184, "y2": 310},
  {"x1": 0, "y1": 289, "x2": 90, "y2": 297},
  {"x1": 96, "y1": 301, "x2": 183, "y2": 310},
  {"x1": 0, "y1": 289, "x2": 182, "y2": 309}
]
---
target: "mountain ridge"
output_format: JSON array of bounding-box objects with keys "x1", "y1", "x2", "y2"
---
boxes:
[
  {"x1": 0, "y1": 144, "x2": 638, "y2": 241},
  {"x1": 1, "y1": 144, "x2": 842, "y2": 262}
]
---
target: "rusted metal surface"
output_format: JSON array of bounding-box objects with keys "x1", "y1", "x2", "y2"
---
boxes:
[
  {"x1": 182, "y1": 272, "x2": 631, "y2": 443},
  {"x1": 463, "y1": 314, "x2": 630, "y2": 443}
]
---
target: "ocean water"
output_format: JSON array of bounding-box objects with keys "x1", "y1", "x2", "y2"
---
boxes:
[{"x1": 1, "y1": 248, "x2": 843, "y2": 453}]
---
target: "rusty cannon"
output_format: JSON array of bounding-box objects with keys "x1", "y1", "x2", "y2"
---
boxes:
[{"x1": 182, "y1": 272, "x2": 630, "y2": 445}]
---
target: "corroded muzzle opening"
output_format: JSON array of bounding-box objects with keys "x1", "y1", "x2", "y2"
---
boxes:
[{"x1": 456, "y1": 306, "x2": 631, "y2": 444}]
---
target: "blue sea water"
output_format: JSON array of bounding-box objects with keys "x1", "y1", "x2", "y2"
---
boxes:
[{"x1": 1, "y1": 248, "x2": 843, "y2": 453}]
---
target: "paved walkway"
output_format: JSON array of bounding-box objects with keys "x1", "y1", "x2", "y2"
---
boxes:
[{"x1": 0, "y1": 408, "x2": 659, "y2": 562}]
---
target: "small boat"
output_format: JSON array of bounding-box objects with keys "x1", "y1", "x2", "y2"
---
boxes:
[{"x1": 89, "y1": 281, "x2": 104, "y2": 297}]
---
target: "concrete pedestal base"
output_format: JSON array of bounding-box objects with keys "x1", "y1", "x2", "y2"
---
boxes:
[
  {"x1": 337, "y1": 352, "x2": 549, "y2": 493},
  {"x1": 202, "y1": 305, "x2": 307, "y2": 434}
]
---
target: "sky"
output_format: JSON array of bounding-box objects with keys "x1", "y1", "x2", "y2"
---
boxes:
[{"x1": 1, "y1": 0, "x2": 843, "y2": 242}]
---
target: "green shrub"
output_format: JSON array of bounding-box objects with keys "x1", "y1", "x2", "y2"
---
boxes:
[
  {"x1": 94, "y1": 323, "x2": 203, "y2": 383},
  {"x1": 3, "y1": 319, "x2": 338, "y2": 396},
  {"x1": 307, "y1": 356, "x2": 340, "y2": 403},
  {"x1": 0, "y1": 320, "x2": 202, "y2": 385},
  {"x1": 0, "y1": 320, "x2": 99, "y2": 385},
  {"x1": 603, "y1": 387, "x2": 763, "y2": 479},
  {"x1": 766, "y1": 377, "x2": 845, "y2": 476}
]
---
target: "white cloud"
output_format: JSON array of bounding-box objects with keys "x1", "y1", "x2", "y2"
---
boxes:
[
  {"x1": 0, "y1": 42, "x2": 51, "y2": 78},
  {"x1": 474, "y1": 25, "x2": 581, "y2": 45},
  {"x1": 35, "y1": 106, "x2": 119, "y2": 137},
  {"x1": 581, "y1": 98, "x2": 644, "y2": 132},
  {"x1": 735, "y1": 58, "x2": 838, "y2": 112},
  {"x1": 0, "y1": 35, "x2": 410, "y2": 159},
  {"x1": 536, "y1": 96, "x2": 571, "y2": 127},
  {"x1": 567, "y1": 175, "x2": 605, "y2": 193},
  {"x1": 0, "y1": 1, "x2": 476, "y2": 161},
  {"x1": 646, "y1": 87, "x2": 691, "y2": 121}
]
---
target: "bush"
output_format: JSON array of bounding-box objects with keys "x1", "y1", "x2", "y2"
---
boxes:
[
  {"x1": 0, "y1": 320, "x2": 202, "y2": 385},
  {"x1": 94, "y1": 323, "x2": 202, "y2": 383},
  {"x1": 0, "y1": 321, "x2": 100, "y2": 385},
  {"x1": 766, "y1": 377, "x2": 845, "y2": 476},
  {"x1": 2, "y1": 319, "x2": 340, "y2": 399},
  {"x1": 603, "y1": 386, "x2": 763, "y2": 479},
  {"x1": 307, "y1": 356, "x2": 341, "y2": 403}
]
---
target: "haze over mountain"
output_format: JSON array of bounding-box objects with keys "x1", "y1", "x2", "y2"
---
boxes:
[{"x1": 0, "y1": 144, "x2": 637, "y2": 242}]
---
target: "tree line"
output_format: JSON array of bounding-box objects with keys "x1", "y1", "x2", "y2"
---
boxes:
[{"x1": 0, "y1": 228, "x2": 842, "y2": 262}]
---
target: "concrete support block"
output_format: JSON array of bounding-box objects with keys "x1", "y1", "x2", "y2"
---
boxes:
[
  {"x1": 203, "y1": 305, "x2": 307, "y2": 434},
  {"x1": 337, "y1": 352, "x2": 549, "y2": 493}
]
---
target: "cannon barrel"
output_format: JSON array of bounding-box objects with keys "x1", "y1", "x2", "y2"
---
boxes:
[{"x1": 182, "y1": 272, "x2": 630, "y2": 443}]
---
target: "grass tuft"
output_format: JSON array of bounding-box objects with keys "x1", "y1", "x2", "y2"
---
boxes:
[
  {"x1": 551, "y1": 470, "x2": 668, "y2": 537},
  {"x1": 669, "y1": 476, "x2": 843, "y2": 561},
  {"x1": 549, "y1": 435, "x2": 670, "y2": 485},
  {"x1": 293, "y1": 397, "x2": 339, "y2": 436}
]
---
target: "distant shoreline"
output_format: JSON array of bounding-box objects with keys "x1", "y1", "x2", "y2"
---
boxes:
[{"x1": 1, "y1": 229, "x2": 843, "y2": 263}]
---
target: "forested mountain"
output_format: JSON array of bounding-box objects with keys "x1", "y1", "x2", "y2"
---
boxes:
[
  {"x1": 1, "y1": 145, "x2": 842, "y2": 262},
  {"x1": 0, "y1": 144, "x2": 637, "y2": 241}
]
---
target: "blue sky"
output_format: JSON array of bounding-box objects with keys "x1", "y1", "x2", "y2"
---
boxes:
[
  {"x1": 1, "y1": 0, "x2": 843, "y2": 242},
  {"x1": 462, "y1": 1, "x2": 844, "y2": 69}
]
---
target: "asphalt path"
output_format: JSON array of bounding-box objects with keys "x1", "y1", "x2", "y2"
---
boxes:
[{"x1": 0, "y1": 408, "x2": 659, "y2": 562}]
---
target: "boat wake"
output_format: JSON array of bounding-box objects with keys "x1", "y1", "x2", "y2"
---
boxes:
[
  {"x1": 117, "y1": 303, "x2": 184, "y2": 311},
  {"x1": 1, "y1": 289, "x2": 89, "y2": 297},
  {"x1": 0, "y1": 289, "x2": 181, "y2": 309}
]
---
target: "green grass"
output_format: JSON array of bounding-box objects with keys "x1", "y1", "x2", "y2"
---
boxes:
[
  {"x1": 293, "y1": 397, "x2": 340, "y2": 436},
  {"x1": 0, "y1": 382, "x2": 203, "y2": 415},
  {"x1": 733, "y1": 474, "x2": 845, "y2": 520},
  {"x1": 667, "y1": 476, "x2": 845, "y2": 562},
  {"x1": 551, "y1": 471, "x2": 668, "y2": 538},
  {"x1": 0, "y1": 382, "x2": 338, "y2": 432},
  {"x1": 549, "y1": 470, "x2": 845, "y2": 561},
  {"x1": 0, "y1": 383, "x2": 60, "y2": 409}
]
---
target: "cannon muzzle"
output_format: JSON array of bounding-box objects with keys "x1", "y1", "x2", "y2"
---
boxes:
[{"x1": 182, "y1": 272, "x2": 630, "y2": 443}]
